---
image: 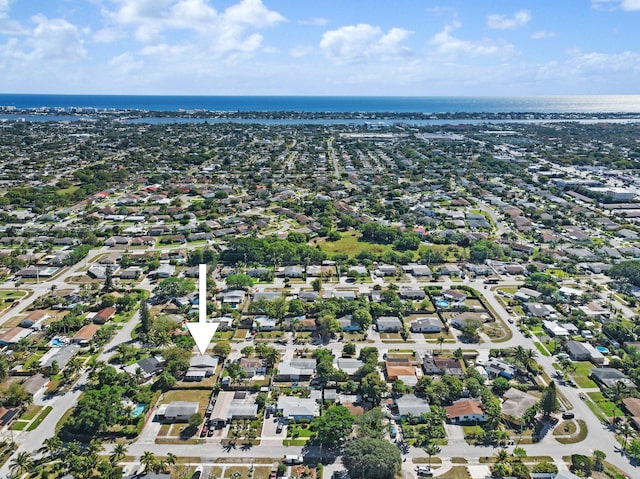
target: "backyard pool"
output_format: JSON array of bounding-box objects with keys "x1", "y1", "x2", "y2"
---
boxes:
[
  {"x1": 435, "y1": 300, "x2": 450, "y2": 308},
  {"x1": 595, "y1": 346, "x2": 610, "y2": 354},
  {"x1": 131, "y1": 404, "x2": 146, "y2": 418},
  {"x1": 50, "y1": 337, "x2": 66, "y2": 347}
]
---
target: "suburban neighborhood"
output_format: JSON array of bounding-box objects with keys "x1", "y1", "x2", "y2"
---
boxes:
[{"x1": 0, "y1": 111, "x2": 639, "y2": 479}]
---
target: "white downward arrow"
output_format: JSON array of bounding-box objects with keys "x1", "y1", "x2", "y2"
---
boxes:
[{"x1": 186, "y1": 264, "x2": 218, "y2": 355}]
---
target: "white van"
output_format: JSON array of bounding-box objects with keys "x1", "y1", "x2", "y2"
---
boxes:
[{"x1": 283, "y1": 455, "x2": 303, "y2": 465}]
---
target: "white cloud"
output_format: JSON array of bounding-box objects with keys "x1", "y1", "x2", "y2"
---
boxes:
[
  {"x1": 592, "y1": 0, "x2": 640, "y2": 10},
  {"x1": 566, "y1": 49, "x2": 640, "y2": 72},
  {"x1": 430, "y1": 21, "x2": 515, "y2": 57},
  {"x1": 320, "y1": 23, "x2": 412, "y2": 64},
  {"x1": 531, "y1": 30, "x2": 556, "y2": 40},
  {"x1": 290, "y1": 44, "x2": 313, "y2": 57},
  {"x1": 299, "y1": 17, "x2": 328, "y2": 26},
  {"x1": 93, "y1": 27, "x2": 125, "y2": 43},
  {"x1": 29, "y1": 15, "x2": 87, "y2": 61},
  {"x1": 486, "y1": 10, "x2": 531, "y2": 30},
  {"x1": 0, "y1": 0, "x2": 25, "y2": 34},
  {"x1": 102, "y1": 0, "x2": 285, "y2": 58}
]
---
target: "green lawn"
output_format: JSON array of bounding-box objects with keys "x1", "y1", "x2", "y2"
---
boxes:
[
  {"x1": 316, "y1": 230, "x2": 395, "y2": 258},
  {"x1": 27, "y1": 406, "x2": 53, "y2": 431},
  {"x1": 534, "y1": 342, "x2": 550, "y2": 357},
  {"x1": 587, "y1": 392, "x2": 624, "y2": 419}
]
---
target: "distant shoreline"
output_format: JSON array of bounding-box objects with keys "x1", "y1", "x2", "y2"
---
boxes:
[{"x1": 2, "y1": 94, "x2": 640, "y2": 115}]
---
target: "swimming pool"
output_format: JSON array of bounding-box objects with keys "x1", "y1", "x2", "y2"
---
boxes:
[
  {"x1": 50, "y1": 337, "x2": 66, "y2": 347},
  {"x1": 595, "y1": 346, "x2": 610, "y2": 354},
  {"x1": 131, "y1": 404, "x2": 146, "y2": 418},
  {"x1": 436, "y1": 300, "x2": 450, "y2": 308}
]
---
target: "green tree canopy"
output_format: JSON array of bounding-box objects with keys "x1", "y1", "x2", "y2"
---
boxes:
[
  {"x1": 311, "y1": 405, "x2": 355, "y2": 446},
  {"x1": 155, "y1": 276, "x2": 195, "y2": 298},
  {"x1": 343, "y1": 437, "x2": 401, "y2": 479}
]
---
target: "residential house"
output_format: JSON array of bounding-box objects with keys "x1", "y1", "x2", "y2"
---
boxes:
[
  {"x1": 152, "y1": 263, "x2": 175, "y2": 278},
  {"x1": 218, "y1": 290, "x2": 246, "y2": 308},
  {"x1": 19, "y1": 310, "x2": 50, "y2": 330},
  {"x1": 283, "y1": 266, "x2": 304, "y2": 278},
  {"x1": 0, "y1": 406, "x2": 21, "y2": 428},
  {"x1": 239, "y1": 358, "x2": 267, "y2": 377},
  {"x1": 157, "y1": 401, "x2": 199, "y2": 422},
  {"x1": 185, "y1": 355, "x2": 219, "y2": 382},
  {"x1": 442, "y1": 289, "x2": 467, "y2": 304},
  {"x1": 484, "y1": 358, "x2": 517, "y2": 379},
  {"x1": 277, "y1": 396, "x2": 318, "y2": 421},
  {"x1": 374, "y1": 264, "x2": 397, "y2": 277},
  {"x1": 124, "y1": 356, "x2": 165, "y2": 380},
  {"x1": 376, "y1": 316, "x2": 403, "y2": 332},
  {"x1": 621, "y1": 397, "x2": 640, "y2": 429},
  {"x1": 93, "y1": 306, "x2": 116, "y2": 324},
  {"x1": 501, "y1": 388, "x2": 539, "y2": 425},
  {"x1": 399, "y1": 289, "x2": 426, "y2": 300},
  {"x1": 337, "y1": 315, "x2": 360, "y2": 332},
  {"x1": 335, "y1": 358, "x2": 365, "y2": 377},
  {"x1": 591, "y1": 368, "x2": 636, "y2": 389},
  {"x1": 525, "y1": 303, "x2": 557, "y2": 318},
  {"x1": 578, "y1": 302, "x2": 610, "y2": 320},
  {"x1": 298, "y1": 291, "x2": 319, "y2": 303},
  {"x1": 71, "y1": 324, "x2": 100, "y2": 345},
  {"x1": 410, "y1": 317, "x2": 442, "y2": 333},
  {"x1": 40, "y1": 344, "x2": 81, "y2": 370},
  {"x1": 0, "y1": 327, "x2": 32, "y2": 346},
  {"x1": 276, "y1": 358, "x2": 316, "y2": 381},
  {"x1": 542, "y1": 321, "x2": 569, "y2": 338},
  {"x1": 253, "y1": 315, "x2": 277, "y2": 331},
  {"x1": 514, "y1": 287, "x2": 543, "y2": 302},
  {"x1": 394, "y1": 394, "x2": 431, "y2": 418},
  {"x1": 421, "y1": 356, "x2": 465, "y2": 378},
  {"x1": 386, "y1": 358, "x2": 418, "y2": 382},
  {"x1": 565, "y1": 340, "x2": 590, "y2": 361},
  {"x1": 209, "y1": 391, "x2": 259, "y2": 427},
  {"x1": 445, "y1": 399, "x2": 487, "y2": 423}
]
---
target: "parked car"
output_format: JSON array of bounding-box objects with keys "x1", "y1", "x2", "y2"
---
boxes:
[{"x1": 562, "y1": 411, "x2": 575, "y2": 419}]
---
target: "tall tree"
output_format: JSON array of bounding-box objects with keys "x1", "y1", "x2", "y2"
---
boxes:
[
  {"x1": 343, "y1": 437, "x2": 401, "y2": 479},
  {"x1": 424, "y1": 443, "x2": 441, "y2": 467},
  {"x1": 140, "y1": 299, "x2": 151, "y2": 335},
  {"x1": 540, "y1": 381, "x2": 559, "y2": 418},
  {"x1": 311, "y1": 405, "x2": 355, "y2": 446}
]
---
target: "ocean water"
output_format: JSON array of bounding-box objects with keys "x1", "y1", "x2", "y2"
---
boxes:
[{"x1": 1, "y1": 94, "x2": 640, "y2": 113}]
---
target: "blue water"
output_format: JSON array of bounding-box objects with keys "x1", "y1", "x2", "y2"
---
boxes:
[
  {"x1": 436, "y1": 300, "x2": 450, "y2": 308},
  {"x1": 2, "y1": 94, "x2": 640, "y2": 113},
  {"x1": 131, "y1": 404, "x2": 146, "y2": 418},
  {"x1": 595, "y1": 346, "x2": 610, "y2": 354},
  {"x1": 50, "y1": 337, "x2": 66, "y2": 347}
]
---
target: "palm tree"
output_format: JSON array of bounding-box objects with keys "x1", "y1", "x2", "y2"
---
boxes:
[
  {"x1": 495, "y1": 448, "x2": 509, "y2": 464},
  {"x1": 140, "y1": 451, "x2": 156, "y2": 474},
  {"x1": 620, "y1": 422, "x2": 633, "y2": 450},
  {"x1": 110, "y1": 443, "x2": 128, "y2": 465},
  {"x1": 165, "y1": 452, "x2": 177, "y2": 468},
  {"x1": 10, "y1": 451, "x2": 33, "y2": 478},
  {"x1": 436, "y1": 335, "x2": 445, "y2": 352},
  {"x1": 424, "y1": 443, "x2": 440, "y2": 468},
  {"x1": 609, "y1": 381, "x2": 629, "y2": 424},
  {"x1": 39, "y1": 436, "x2": 63, "y2": 458},
  {"x1": 88, "y1": 438, "x2": 104, "y2": 455}
]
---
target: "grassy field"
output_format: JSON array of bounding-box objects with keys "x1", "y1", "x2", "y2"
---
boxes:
[
  {"x1": 27, "y1": 406, "x2": 53, "y2": 431},
  {"x1": 162, "y1": 389, "x2": 211, "y2": 413},
  {"x1": 440, "y1": 466, "x2": 472, "y2": 479},
  {"x1": 587, "y1": 392, "x2": 624, "y2": 420},
  {"x1": 555, "y1": 420, "x2": 588, "y2": 444},
  {"x1": 316, "y1": 230, "x2": 395, "y2": 258}
]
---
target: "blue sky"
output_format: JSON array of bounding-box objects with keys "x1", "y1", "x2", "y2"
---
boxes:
[{"x1": 0, "y1": 0, "x2": 639, "y2": 95}]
